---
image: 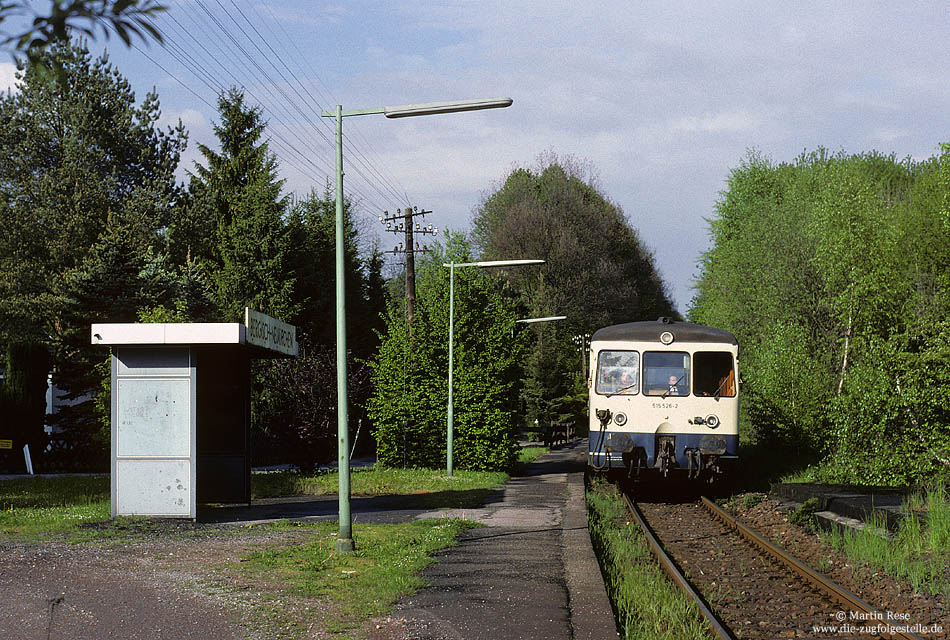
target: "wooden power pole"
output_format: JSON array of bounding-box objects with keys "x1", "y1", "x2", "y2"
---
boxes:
[{"x1": 379, "y1": 207, "x2": 437, "y2": 332}]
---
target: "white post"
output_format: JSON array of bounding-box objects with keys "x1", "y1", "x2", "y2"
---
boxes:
[{"x1": 23, "y1": 444, "x2": 33, "y2": 475}]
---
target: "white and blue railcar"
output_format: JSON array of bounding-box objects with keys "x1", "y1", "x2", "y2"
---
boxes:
[{"x1": 587, "y1": 318, "x2": 739, "y2": 481}]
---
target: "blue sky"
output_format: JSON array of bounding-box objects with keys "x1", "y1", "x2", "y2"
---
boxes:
[{"x1": 3, "y1": 1, "x2": 950, "y2": 315}]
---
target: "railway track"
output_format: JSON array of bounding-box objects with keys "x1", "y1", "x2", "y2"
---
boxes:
[{"x1": 624, "y1": 493, "x2": 928, "y2": 640}]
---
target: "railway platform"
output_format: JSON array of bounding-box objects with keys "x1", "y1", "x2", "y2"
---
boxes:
[
  {"x1": 772, "y1": 482, "x2": 913, "y2": 534},
  {"x1": 370, "y1": 440, "x2": 618, "y2": 640}
]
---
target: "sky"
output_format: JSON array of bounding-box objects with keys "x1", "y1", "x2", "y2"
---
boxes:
[{"x1": 3, "y1": 1, "x2": 950, "y2": 315}]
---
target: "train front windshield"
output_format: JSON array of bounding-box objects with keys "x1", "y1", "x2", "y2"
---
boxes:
[
  {"x1": 643, "y1": 352, "x2": 690, "y2": 396},
  {"x1": 595, "y1": 349, "x2": 736, "y2": 398},
  {"x1": 596, "y1": 350, "x2": 640, "y2": 395}
]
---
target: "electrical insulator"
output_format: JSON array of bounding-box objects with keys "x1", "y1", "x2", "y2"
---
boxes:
[
  {"x1": 416, "y1": 223, "x2": 420, "y2": 230},
  {"x1": 386, "y1": 222, "x2": 391, "y2": 229}
]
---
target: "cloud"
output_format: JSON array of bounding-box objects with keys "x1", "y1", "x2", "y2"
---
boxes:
[{"x1": 669, "y1": 111, "x2": 765, "y2": 135}]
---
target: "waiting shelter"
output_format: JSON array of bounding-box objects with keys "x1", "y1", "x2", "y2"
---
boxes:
[{"x1": 91, "y1": 308, "x2": 297, "y2": 519}]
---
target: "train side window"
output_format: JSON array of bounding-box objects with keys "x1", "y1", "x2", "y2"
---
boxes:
[
  {"x1": 693, "y1": 351, "x2": 735, "y2": 397},
  {"x1": 595, "y1": 350, "x2": 640, "y2": 395},
  {"x1": 643, "y1": 351, "x2": 690, "y2": 396}
]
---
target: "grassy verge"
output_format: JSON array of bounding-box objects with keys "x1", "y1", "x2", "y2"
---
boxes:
[
  {"x1": 0, "y1": 464, "x2": 514, "y2": 537},
  {"x1": 234, "y1": 518, "x2": 478, "y2": 636},
  {"x1": 820, "y1": 486, "x2": 950, "y2": 596},
  {"x1": 586, "y1": 478, "x2": 715, "y2": 640},
  {"x1": 251, "y1": 465, "x2": 508, "y2": 505},
  {"x1": 514, "y1": 445, "x2": 549, "y2": 467},
  {"x1": 0, "y1": 475, "x2": 110, "y2": 537}
]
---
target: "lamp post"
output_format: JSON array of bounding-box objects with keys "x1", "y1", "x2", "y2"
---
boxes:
[
  {"x1": 515, "y1": 316, "x2": 568, "y2": 324},
  {"x1": 443, "y1": 259, "x2": 544, "y2": 476},
  {"x1": 321, "y1": 98, "x2": 512, "y2": 552}
]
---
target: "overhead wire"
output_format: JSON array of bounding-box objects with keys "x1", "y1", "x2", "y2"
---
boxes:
[
  {"x1": 105, "y1": 1, "x2": 415, "y2": 216},
  {"x1": 230, "y1": 0, "x2": 411, "y2": 208},
  {"x1": 189, "y1": 0, "x2": 393, "y2": 211},
  {"x1": 147, "y1": 18, "x2": 338, "y2": 193},
  {"x1": 156, "y1": 1, "x2": 388, "y2": 211}
]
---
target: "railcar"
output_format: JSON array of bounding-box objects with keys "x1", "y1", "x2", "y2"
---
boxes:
[{"x1": 587, "y1": 317, "x2": 739, "y2": 482}]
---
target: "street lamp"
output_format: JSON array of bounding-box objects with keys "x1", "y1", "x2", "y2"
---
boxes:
[
  {"x1": 321, "y1": 98, "x2": 512, "y2": 553},
  {"x1": 515, "y1": 316, "x2": 568, "y2": 324},
  {"x1": 442, "y1": 259, "x2": 544, "y2": 476}
]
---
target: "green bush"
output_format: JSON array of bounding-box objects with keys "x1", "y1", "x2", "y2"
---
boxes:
[{"x1": 368, "y1": 236, "x2": 524, "y2": 471}]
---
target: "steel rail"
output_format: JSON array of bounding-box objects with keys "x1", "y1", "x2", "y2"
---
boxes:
[
  {"x1": 622, "y1": 494, "x2": 737, "y2": 640},
  {"x1": 699, "y1": 496, "x2": 925, "y2": 640}
]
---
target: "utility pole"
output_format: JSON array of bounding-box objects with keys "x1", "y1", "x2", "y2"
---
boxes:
[
  {"x1": 572, "y1": 333, "x2": 591, "y2": 379},
  {"x1": 379, "y1": 207, "x2": 437, "y2": 332}
]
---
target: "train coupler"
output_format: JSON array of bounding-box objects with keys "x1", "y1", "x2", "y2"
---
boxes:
[{"x1": 623, "y1": 447, "x2": 647, "y2": 482}]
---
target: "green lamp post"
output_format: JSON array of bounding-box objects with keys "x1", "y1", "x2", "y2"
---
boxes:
[{"x1": 321, "y1": 98, "x2": 512, "y2": 552}]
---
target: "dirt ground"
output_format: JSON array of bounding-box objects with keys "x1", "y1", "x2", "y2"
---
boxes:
[
  {"x1": 0, "y1": 525, "x2": 345, "y2": 640},
  {"x1": 3, "y1": 493, "x2": 947, "y2": 640}
]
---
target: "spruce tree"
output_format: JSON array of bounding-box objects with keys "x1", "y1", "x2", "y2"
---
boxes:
[{"x1": 189, "y1": 88, "x2": 296, "y2": 322}]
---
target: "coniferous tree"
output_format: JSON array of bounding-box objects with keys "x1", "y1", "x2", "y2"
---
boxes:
[
  {"x1": 189, "y1": 88, "x2": 296, "y2": 322},
  {"x1": 0, "y1": 42, "x2": 186, "y2": 465}
]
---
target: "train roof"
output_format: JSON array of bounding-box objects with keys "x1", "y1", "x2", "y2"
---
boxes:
[{"x1": 591, "y1": 318, "x2": 738, "y2": 345}]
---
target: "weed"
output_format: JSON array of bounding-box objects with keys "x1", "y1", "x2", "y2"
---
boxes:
[
  {"x1": 233, "y1": 519, "x2": 478, "y2": 635},
  {"x1": 741, "y1": 493, "x2": 765, "y2": 509},
  {"x1": 789, "y1": 497, "x2": 819, "y2": 530},
  {"x1": 820, "y1": 489, "x2": 950, "y2": 596},
  {"x1": 587, "y1": 478, "x2": 715, "y2": 640}
]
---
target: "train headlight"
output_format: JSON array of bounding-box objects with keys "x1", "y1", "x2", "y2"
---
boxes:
[
  {"x1": 613, "y1": 412, "x2": 627, "y2": 426},
  {"x1": 660, "y1": 331, "x2": 674, "y2": 345},
  {"x1": 705, "y1": 414, "x2": 720, "y2": 429}
]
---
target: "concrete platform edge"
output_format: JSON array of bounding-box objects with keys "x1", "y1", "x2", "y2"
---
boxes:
[{"x1": 563, "y1": 467, "x2": 619, "y2": 639}]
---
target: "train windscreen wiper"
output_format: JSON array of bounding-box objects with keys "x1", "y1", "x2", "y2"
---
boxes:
[{"x1": 606, "y1": 382, "x2": 638, "y2": 398}]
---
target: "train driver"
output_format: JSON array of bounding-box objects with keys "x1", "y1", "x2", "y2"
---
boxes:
[{"x1": 668, "y1": 375, "x2": 681, "y2": 395}]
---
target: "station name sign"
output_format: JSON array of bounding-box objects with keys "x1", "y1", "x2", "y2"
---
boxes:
[{"x1": 244, "y1": 308, "x2": 298, "y2": 356}]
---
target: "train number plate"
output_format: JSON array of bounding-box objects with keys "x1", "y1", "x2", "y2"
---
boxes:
[{"x1": 651, "y1": 402, "x2": 678, "y2": 409}]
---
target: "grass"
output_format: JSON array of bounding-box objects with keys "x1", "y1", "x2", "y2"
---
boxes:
[
  {"x1": 586, "y1": 477, "x2": 715, "y2": 640},
  {"x1": 820, "y1": 486, "x2": 950, "y2": 596},
  {"x1": 0, "y1": 459, "x2": 519, "y2": 537},
  {"x1": 515, "y1": 444, "x2": 549, "y2": 466},
  {"x1": 250, "y1": 465, "x2": 509, "y2": 507},
  {"x1": 0, "y1": 475, "x2": 110, "y2": 537},
  {"x1": 234, "y1": 518, "x2": 479, "y2": 636}
]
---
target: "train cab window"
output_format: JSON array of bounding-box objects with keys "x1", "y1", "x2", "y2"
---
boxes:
[
  {"x1": 643, "y1": 351, "x2": 689, "y2": 396},
  {"x1": 596, "y1": 350, "x2": 640, "y2": 395},
  {"x1": 693, "y1": 351, "x2": 736, "y2": 397}
]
